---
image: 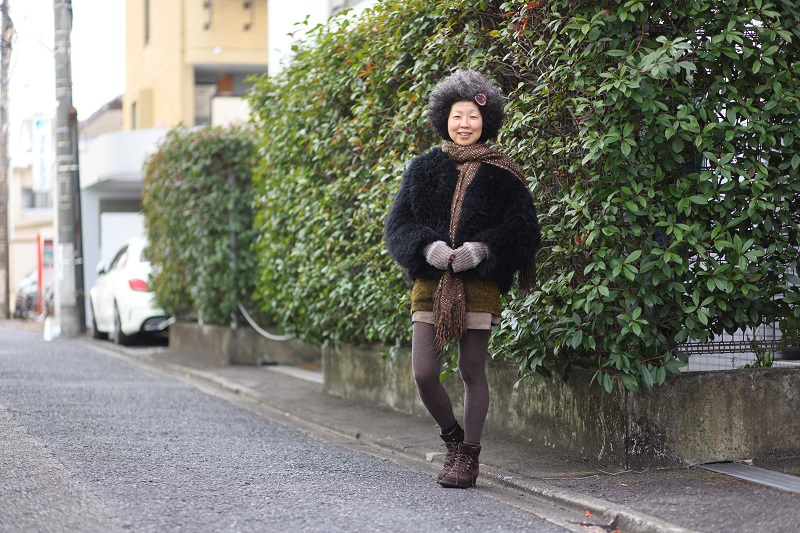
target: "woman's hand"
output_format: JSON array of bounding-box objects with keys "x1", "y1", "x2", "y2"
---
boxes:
[
  {"x1": 423, "y1": 241, "x2": 455, "y2": 271},
  {"x1": 451, "y1": 242, "x2": 488, "y2": 273}
]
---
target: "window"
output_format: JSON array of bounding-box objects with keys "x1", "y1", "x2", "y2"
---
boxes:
[
  {"x1": 20, "y1": 188, "x2": 51, "y2": 209},
  {"x1": 21, "y1": 188, "x2": 34, "y2": 209},
  {"x1": 109, "y1": 246, "x2": 129, "y2": 271},
  {"x1": 131, "y1": 101, "x2": 137, "y2": 130},
  {"x1": 194, "y1": 84, "x2": 216, "y2": 126},
  {"x1": 34, "y1": 191, "x2": 50, "y2": 209}
]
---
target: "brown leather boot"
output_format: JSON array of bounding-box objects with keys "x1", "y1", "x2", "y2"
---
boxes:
[
  {"x1": 437, "y1": 423, "x2": 464, "y2": 481},
  {"x1": 438, "y1": 442, "x2": 481, "y2": 488}
]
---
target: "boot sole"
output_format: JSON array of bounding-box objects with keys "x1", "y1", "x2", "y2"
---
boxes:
[{"x1": 437, "y1": 478, "x2": 476, "y2": 488}]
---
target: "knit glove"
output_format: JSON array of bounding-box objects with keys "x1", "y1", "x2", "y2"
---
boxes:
[
  {"x1": 451, "y1": 242, "x2": 489, "y2": 273},
  {"x1": 423, "y1": 241, "x2": 455, "y2": 271}
]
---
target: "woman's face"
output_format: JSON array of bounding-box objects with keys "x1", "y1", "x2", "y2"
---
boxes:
[{"x1": 447, "y1": 101, "x2": 483, "y2": 146}]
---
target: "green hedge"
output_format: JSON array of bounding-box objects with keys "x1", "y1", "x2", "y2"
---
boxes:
[
  {"x1": 247, "y1": 0, "x2": 509, "y2": 347},
  {"x1": 493, "y1": 0, "x2": 800, "y2": 391},
  {"x1": 142, "y1": 126, "x2": 261, "y2": 326},
  {"x1": 247, "y1": 0, "x2": 799, "y2": 391}
]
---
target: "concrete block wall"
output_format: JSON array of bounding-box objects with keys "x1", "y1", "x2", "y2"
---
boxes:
[
  {"x1": 322, "y1": 343, "x2": 800, "y2": 470},
  {"x1": 169, "y1": 321, "x2": 319, "y2": 367}
]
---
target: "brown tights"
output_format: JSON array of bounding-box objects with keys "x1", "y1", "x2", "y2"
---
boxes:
[{"x1": 411, "y1": 322, "x2": 490, "y2": 444}]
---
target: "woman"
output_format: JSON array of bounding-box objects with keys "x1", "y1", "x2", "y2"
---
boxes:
[{"x1": 384, "y1": 70, "x2": 541, "y2": 488}]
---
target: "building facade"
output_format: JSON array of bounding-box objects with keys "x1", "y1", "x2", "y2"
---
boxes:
[
  {"x1": 124, "y1": 0, "x2": 268, "y2": 130},
  {"x1": 8, "y1": 116, "x2": 54, "y2": 312},
  {"x1": 79, "y1": 0, "x2": 269, "y2": 328}
]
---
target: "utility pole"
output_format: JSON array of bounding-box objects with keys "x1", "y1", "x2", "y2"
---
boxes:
[
  {"x1": 0, "y1": 0, "x2": 12, "y2": 320},
  {"x1": 53, "y1": 0, "x2": 85, "y2": 336}
]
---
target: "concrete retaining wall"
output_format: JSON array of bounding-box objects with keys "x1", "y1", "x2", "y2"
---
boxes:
[
  {"x1": 626, "y1": 368, "x2": 800, "y2": 469},
  {"x1": 169, "y1": 321, "x2": 319, "y2": 366},
  {"x1": 322, "y1": 343, "x2": 800, "y2": 469},
  {"x1": 169, "y1": 322, "x2": 800, "y2": 469}
]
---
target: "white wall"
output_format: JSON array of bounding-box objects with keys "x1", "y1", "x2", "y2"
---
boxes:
[
  {"x1": 80, "y1": 128, "x2": 168, "y2": 188},
  {"x1": 268, "y1": 0, "x2": 330, "y2": 77},
  {"x1": 268, "y1": 0, "x2": 378, "y2": 76},
  {"x1": 344, "y1": 0, "x2": 378, "y2": 17},
  {"x1": 99, "y1": 213, "x2": 145, "y2": 268},
  {"x1": 212, "y1": 97, "x2": 251, "y2": 126}
]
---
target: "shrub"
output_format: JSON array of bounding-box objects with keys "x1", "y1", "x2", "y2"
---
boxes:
[
  {"x1": 247, "y1": 0, "x2": 501, "y2": 346},
  {"x1": 142, "y1": 126, "x2": 261, "y2": 326},
  {"x1": 493, "y1": 0, "x2": 800, "y2": 391},
  {"x1": 247, "y1": 0, "x2": 800, "y2": 391}
]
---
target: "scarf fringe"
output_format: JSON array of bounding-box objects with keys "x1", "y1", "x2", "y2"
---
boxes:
[
  {"x1": 433, "y1": 271, "x2": 467, "y2": 350},
  {"x1": 518, "y1": 256, "x2": 537, "y2": 295}
]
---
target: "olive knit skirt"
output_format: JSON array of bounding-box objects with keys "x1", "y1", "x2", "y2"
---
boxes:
[{"x1": 410, "y1": 277, "x2": 501, "y2": 330}]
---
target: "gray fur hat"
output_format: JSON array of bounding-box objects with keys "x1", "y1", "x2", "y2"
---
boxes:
[{"x1": 428, "y1": 69, "x2": 504, "y2": 143}]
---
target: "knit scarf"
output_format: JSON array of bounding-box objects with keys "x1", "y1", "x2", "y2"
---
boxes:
[{"x1": 433, "y1": 141, "x2": 537, "y2": 350}]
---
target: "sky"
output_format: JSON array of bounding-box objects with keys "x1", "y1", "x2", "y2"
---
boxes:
[{"x1": 9, "y1": 0, "x2": 125, "y2": 149}]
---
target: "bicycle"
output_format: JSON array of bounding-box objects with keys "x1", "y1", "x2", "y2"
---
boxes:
[{"x1": 24, "y1": 286, "x2": 55, "y2": 322}]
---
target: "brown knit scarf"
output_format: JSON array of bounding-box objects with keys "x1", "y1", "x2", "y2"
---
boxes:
[{"x1": 433, "y1": 141, "x2": 537, "y2": 350}]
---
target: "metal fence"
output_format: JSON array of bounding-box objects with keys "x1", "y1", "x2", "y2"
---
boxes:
[{"x1": 680, "y1": 322, "x2": 798, "y2": 371}]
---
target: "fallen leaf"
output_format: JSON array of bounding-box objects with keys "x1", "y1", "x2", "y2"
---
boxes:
[
  {"x1": 619, "y1": 482, "x2": 629, "y2": 486},
  {"x1": 585, "y1": 510, "x2": 593, "y2": 517}
]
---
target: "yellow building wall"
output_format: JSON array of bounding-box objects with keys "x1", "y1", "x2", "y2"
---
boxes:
[
  {"x1": 123, "y1": 0, "x2": 268, "y2": 131},
  {"x1": 184, "y1": 0, "x2": 269, "y2": 66}
]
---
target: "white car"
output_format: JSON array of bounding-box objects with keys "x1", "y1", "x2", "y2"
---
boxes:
[{"x1": 89, "y1": 238, "x2": 170, "y2": 345}]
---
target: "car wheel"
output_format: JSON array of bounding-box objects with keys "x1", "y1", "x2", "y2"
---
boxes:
[
  {"x1": 90, "y1": 302, "x2": 108, "y2": 340},
  {"x1": 112, "y1": 303, "x2": 134, "y2": 346}
]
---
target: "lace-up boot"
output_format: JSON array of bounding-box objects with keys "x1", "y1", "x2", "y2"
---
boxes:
[
  {"x1": 438, "y1": 442, "x2": 481, "y2": 488},
  {"x1": 437, "y1": 423, "x2": 464, "y2": 481}
]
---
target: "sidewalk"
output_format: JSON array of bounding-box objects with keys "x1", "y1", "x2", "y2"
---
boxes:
[
  {"x1": 0, "y1": 313, "x2": 784, "y2": 533},
  {"x1": 73, "y1": 336, "x2": 796, "y2": 533}
]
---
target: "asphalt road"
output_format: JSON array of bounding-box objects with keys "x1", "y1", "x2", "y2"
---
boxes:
[{"x1": 0, "y1": 325, "x2": 570, "y2": 533}]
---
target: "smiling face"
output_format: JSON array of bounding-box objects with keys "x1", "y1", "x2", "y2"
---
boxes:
[{"x1": 447, "y1": 101, "x2": 483, "y2": 146}]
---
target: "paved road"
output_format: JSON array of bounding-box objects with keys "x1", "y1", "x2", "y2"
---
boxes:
[{"x1": 0, "y1": 325, "x2": 569, "y2": 533}]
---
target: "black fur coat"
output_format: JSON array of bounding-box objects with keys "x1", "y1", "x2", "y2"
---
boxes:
[{"x1": 384, "y1": 147, "x2": 541, "y2": 293}]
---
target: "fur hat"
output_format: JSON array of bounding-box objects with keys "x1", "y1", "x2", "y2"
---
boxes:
[{"x1": 428, "y1": 69, "x2": 504, "y2": 143}]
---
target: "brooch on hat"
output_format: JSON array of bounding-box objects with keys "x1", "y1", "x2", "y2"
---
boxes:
[{"x1": 474, "y1": 93, "x2": 487, "y2": 106}]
